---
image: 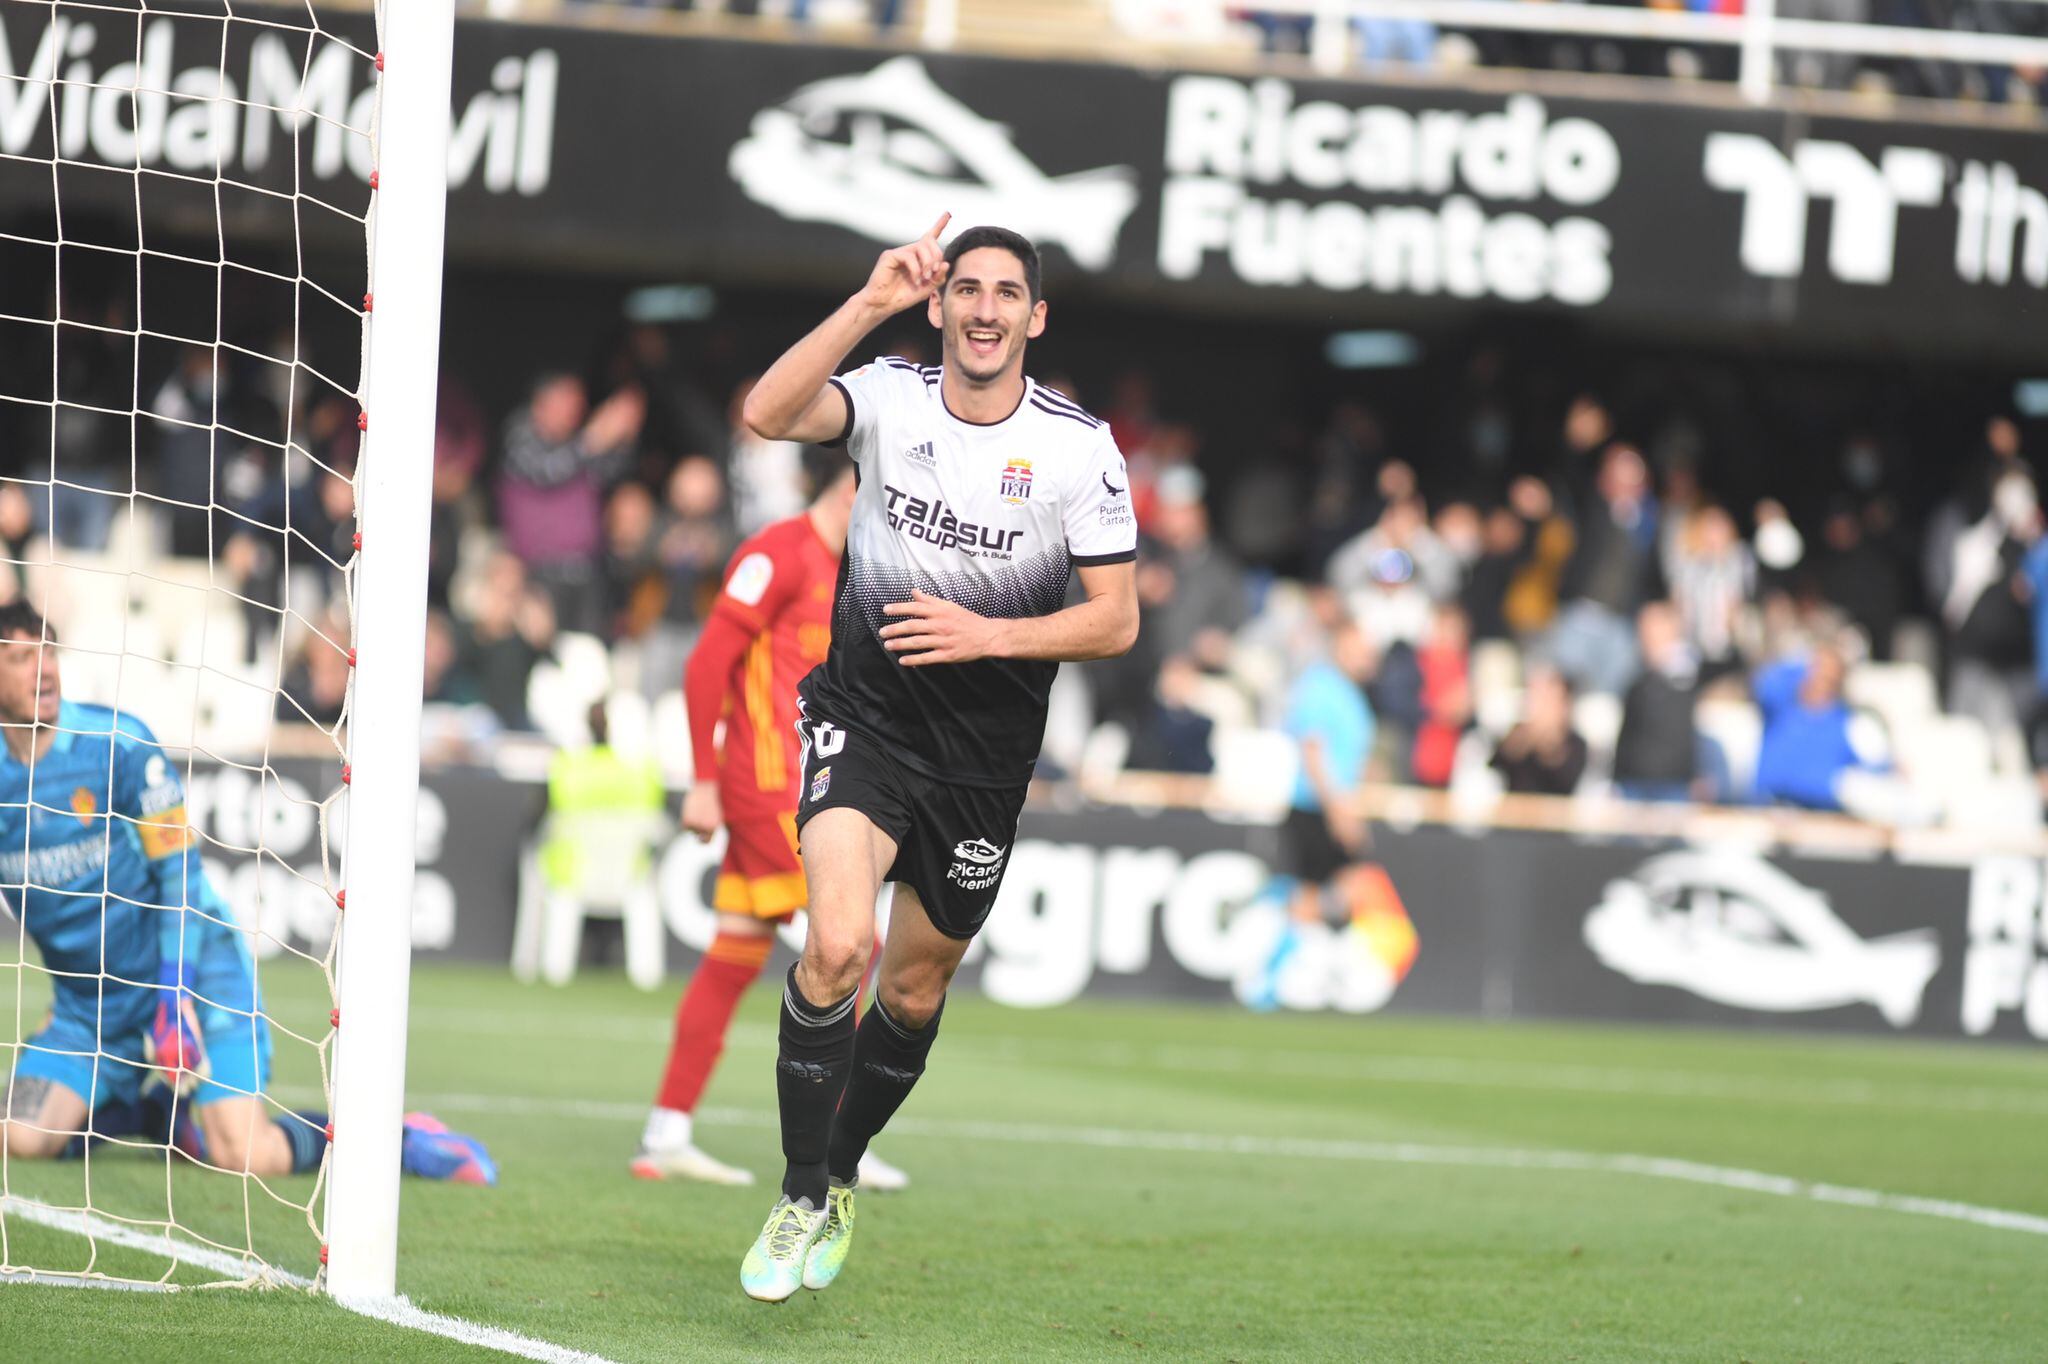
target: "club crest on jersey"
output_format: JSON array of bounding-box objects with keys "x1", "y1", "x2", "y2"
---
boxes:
[
  {"x1": 70, "y1": 788, "x2": 96, "y2": 824},
  {"x1": 810, "y1": 766, "x2": 832, "y2": 802},
  {"x1": 998, "y1": 458, "x2": 1034, "y2": 504},
  {"x1": 946, "y1": 838, "x2": 1008, "y2": 890}
]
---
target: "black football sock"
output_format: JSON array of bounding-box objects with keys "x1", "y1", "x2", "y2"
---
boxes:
[
  {"x1": 776, "y1": 964, "x2": 858, "y2": 1207},
  {"x1": 827, "y1": 995, "x2": 944, "y2": 1185}
]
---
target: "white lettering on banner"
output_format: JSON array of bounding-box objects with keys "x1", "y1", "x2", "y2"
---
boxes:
[
  {"x1": 1159, "y1": 78, "x2": 1618, "y2": 306},
  {"x1": 183, "y1": 772, "x2": 455, "y2": 957},
  {"x1": 1954, "y1": 161, "x2": 2048, "y2": 289},
  {"x1": 1961, "y1": 857, "x2": 2048, "y2": 1038},
  {"x1": 1703, "y1": 133, "x2": 1944, "y2": 286},
  {"x1": 1704, "y1": 132, "x2": 2048, "y2": 292},
  {"x1": 0, "y1": 16, "x2": 556, "y2": 193},
  {"x1": 980, "y1": 842, "x2": 1094, "y2": 1008},
  {"x1": 651, "y1": 834, "x2": 1404, "y2": 1014}
]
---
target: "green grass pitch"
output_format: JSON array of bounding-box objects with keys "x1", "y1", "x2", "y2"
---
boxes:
[{"x1": 4, "y1": 961, "x2": 2047, "y2": 1362}]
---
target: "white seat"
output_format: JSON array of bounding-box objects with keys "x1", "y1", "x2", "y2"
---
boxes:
[
  {"x1": 1696, "y1": 697, "x2": 1762, "y2": 800},
  {"x1": 511, "y1": 812, "x2": 670, "y2": 992},
  {"x1": 192, "y1": 664, "x2": 278, "y2": 758},
  {"x1": 552, "y1": 632, "x2": 613, "y2": 704},
  {"x1": 1078, "y1": 721, "x2": 1131, "y2": 791},
  {"x1": 1471, "y1": 640, "x2": 1523, "y2": 738},
  {"x1": 1845, "y1": 661, "x2": 1938, "y2": 739},
  {"x1": 525, "y1": 661, "x2": 591, "y2": 747},
  {"x1": 1895, "y1": 713, "x2": 1994, "y2": 822},
  {"x1": 650, "y1": 689, "x2": 695, "y2": 789},
  {"x1": 1206, "y1": 726, "x2": 1299, "y2": 819},
  {"x1": 1572, "y1": 692, "x2": 1624, "y2": 763},
  {"x1": 603, "y1": 689, "x2": 652, "y2": 759}
]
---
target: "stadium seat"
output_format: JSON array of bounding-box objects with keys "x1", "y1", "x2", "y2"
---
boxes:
[
  {"x1": 512, "y1": 812, "x2": 670, "y2": 992},
  {"x1": 1041, "y1": 667, "x2": 1094, "y2": 778},
  {"x1": 1894, "y1": 713, "x2": 1994, "y2": 823},
  {"x1": 526, "y1": 661, "x2": 593, "y2": 747},
  {"x1": 1206, "y1": 726, "x2": 1298, "y2": 819},
  {"x1": 1695, "y1": 698, "x2": 1762, "y2": 802},
  {"x1": 194, "y1": 665, "x2": 284, "y2": 757},
  {"x1": 1845, "y1": 661, "x2": 1939, "y2": 740},
  {"x1": 553, "y1": 632, "x2": 614, "y2": 703},
  {"x1": 1078, "y1": 722, "x2": 1132, "y2": 791},
  {"x1": 1448, "y1": 729, "x2": 1506, "y2": 808},
  {"x1": 603, "y1": 690, "x2": 653, "y2": 759},
  {"x1": 650, "y1": 689, "x2": 695, "y2": 788},
  {"x1": 1470, "y1": 640, "x2": 1522, "y2": 737},
  {"x1": 1572, "y1": 692, "x2": 1624, "y2": 767}
]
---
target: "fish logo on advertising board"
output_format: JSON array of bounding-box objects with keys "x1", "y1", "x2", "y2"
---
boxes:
[
  {"x1": 1583, "y1": 850, "x2": 1939, "y2": 1027},
  {"x1": 727, "y1": 56, "x2": 1140, "y2": 269}
]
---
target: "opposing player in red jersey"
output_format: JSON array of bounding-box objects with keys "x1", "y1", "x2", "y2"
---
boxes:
[{"x1": 632, "y1": 464, "x2": 904, "y2": 1187}]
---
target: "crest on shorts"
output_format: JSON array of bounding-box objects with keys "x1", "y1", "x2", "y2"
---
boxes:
[
  {"x1": 998, "y1": 458, "x2": 1033, "y2": 504},
  {"x1": 810, "y1": 766, "x2": 832, "y2": 802}
]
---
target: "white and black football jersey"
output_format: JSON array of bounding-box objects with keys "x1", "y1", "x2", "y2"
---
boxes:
[{"x1": 800, "y1": 356, "x2": 1136, "y2": 787}]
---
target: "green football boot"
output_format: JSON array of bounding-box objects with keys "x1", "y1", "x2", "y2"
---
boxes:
[
  {"x1": 740, "y1": 1196, "x2": 827, "y2": 1303},
  {"x1": 802, "y1": 1181, "x2": 858, "y2": 1291}
]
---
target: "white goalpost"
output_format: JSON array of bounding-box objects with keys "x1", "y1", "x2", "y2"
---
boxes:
[
  {"x1": 325, "y1": 0, "x2": 455, "y2": 1302},
  {"x1": 0, "y1": 0, "x2": 453, "y2": 1298}
]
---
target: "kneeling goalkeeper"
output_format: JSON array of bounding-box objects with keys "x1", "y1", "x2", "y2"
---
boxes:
[{"x1": 0, "y1": 603, "x2": 493, "y2": 1184}]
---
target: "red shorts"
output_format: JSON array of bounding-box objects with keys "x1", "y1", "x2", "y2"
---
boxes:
[{"x1": 715, "y1": 811, "x2": 807, "y2": 920}]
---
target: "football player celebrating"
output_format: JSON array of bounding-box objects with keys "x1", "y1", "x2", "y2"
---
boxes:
[
  {"x1": 632, "y1": 464, "x2": 907, "y2": 1191},
  {"x1": 732, "y1": 215, "x2": 1139, "y2": 1301}
]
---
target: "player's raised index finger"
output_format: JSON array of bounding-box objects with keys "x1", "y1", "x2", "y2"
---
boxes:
[{"x1": 924, "y1": 211, "x2": 951, "y2": 244}]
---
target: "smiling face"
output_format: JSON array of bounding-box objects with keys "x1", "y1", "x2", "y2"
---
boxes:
[{"x1": 929, "y1": 246, "x2": 1046, "y2": 387}]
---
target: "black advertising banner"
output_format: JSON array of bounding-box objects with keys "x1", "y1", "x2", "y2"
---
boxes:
[
  {"x1": 1, "y1": 6, "x2": 2043, "y2": 358},
  {"x1": 182, "y1": 756, "x2": 544, "y2": 970},
  {"x1": 174, "y1": 755, "x2": 2048, "y2": 1044}
]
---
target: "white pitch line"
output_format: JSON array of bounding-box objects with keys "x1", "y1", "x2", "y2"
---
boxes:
[
  {"x1": 344, "y1": 1090, "x2": 2048, "y2": 1243},
  {"x1": 0, "y1": 1197, "x2": 621, "y2": 1364},
  {"x1": 399, "y1": 1006, "x2": 2048, "y2": 1117},
  {"x1": 334, "y1": 1295, "x2": 621, "y2": 1364}
]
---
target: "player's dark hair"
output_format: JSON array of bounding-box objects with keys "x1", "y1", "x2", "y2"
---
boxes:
[
  {"x1": 0, "y1": 600, "x2": 50, "y2": 644},
  {"x1": 943, "y1": 226, "x2": 1042, "y2": 302}
]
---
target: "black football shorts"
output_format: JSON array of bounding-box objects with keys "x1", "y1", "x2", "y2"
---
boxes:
[{"x1": 793, "y1": 711, "x2": 1029, "y2": 940}]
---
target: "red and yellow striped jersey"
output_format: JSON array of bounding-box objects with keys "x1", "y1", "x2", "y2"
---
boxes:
[{"x1": 685, "y1": 514, "x2": 838, "y2": 819}]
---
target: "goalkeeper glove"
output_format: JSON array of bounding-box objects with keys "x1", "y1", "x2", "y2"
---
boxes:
[{"x1": 145, "y1": 962, "x2": 209, "y2": 1095}]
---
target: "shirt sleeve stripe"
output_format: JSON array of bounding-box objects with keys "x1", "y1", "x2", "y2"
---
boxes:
[
  {"x1": 1071, "y1": 548, "x2": 1137, "y2": 567},
  {"x1": 1029, "y1": 397, "x2": 1100, "y2": 429},
  {"x1": 824, "y1": 377, "x2": 856, "y2": 448}
]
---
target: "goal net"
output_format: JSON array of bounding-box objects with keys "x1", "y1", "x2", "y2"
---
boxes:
[{"x1": 0, "y1": 0, "x2": 445, "y2": 1294}]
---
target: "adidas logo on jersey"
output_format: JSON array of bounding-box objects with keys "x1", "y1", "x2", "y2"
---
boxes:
[
  {"x1": 883, "y1": 485, "x2": 1028, "y2": 559},
  {"x1": 904, "y1": 440, "x2": 936, "y2": 466}
]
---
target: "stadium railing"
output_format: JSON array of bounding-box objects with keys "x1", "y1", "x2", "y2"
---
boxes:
[{"x1": 477, "y1": 0, "x2": 2048, "y2": 109}]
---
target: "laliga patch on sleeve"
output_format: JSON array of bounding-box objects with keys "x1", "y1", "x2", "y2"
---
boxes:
[
  {"x1": 726, "y1": 552, "x2": 775, "y2": 606},
  {"x1": 137, "y1": 805, "x2": 195, "y2": 859}
]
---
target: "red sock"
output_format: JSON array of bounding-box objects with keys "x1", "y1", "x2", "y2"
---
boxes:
[{"x1": 655, "y1": 932, "x2": 773, "y2": 1113}]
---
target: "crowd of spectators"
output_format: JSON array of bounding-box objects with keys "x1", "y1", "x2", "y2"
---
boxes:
[
  {"x1": 4, "y1": 273, "x2": 2044, "y2": 831},
  {"x1": 1089, "y1": 381, "x2": 2046, "y2": 828}
]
